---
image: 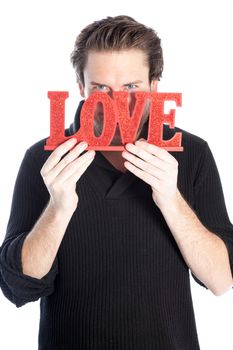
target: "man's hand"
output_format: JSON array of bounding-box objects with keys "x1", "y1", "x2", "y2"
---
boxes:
[
  {"x1": 41, "y1": 138, "x2": 95, "y2": 213},
  {"x1": 122, "y1": 139, "x2": 233, "y2": 295},
  {"x1": 22, "y1": 138, "x2": 95, "y2": 279},
  {"x1": 122, "y1": 138, "x2": 179, "y2": 209}
]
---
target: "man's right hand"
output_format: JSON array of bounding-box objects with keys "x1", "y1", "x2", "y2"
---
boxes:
[
  {"x1": 40, "y1": 138, "x2": 95, "y2": 213},
  {"x1": 21, "y1": 138, "x2": 95, "y2": 279}
]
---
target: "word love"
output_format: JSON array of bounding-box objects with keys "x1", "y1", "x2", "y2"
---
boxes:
[{"x1": 44, "y1": 91, "x2": 183, "y2": 151}]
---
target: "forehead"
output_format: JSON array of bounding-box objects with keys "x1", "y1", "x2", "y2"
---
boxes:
[{"x1": 84, "y1": 49, "x2": 149, "y2": 84}]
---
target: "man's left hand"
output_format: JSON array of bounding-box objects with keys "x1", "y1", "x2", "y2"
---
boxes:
[{"x1": 122, "y1": 139, "x2": 179, "y2": 209}]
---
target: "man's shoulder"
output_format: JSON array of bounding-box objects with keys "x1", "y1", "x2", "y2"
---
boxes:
[
  {"x1": 164, "y1": 125, "x2": 208, "y2": 151},
  {"x1": 26, "y1": 136, "x2": 53, "y2": 168},
  {"x1": 28, "y1": 136, "x2": 47, "y2": 151},
  {"x1": 26, "y1": 127, "x2": 71, "y2": 168}
]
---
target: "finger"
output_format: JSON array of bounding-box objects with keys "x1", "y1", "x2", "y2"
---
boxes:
[
  {"x1": 122, "y1": 150, "x2": 164, "y2": 179},
  {"x1": 125, "y1": 143, "x2": 167, "y2": 170},
  {"x1": 58, "y1": 150, "x2": 95, "y2": 183},
  {"x1": 49, "y1": 142, "x2": 90, "y2": 179},
  {"x1": 41, "y1": 138, "x2": 81, "y2": 175},
  {"x1": 63, "y1": 152, "x2": 95, "y2": 184},
  {"x1": 135, "y1": 140, "x2": 177, "y2": 164},
  {"x1": 124, "y1": 160, "x2": 160, "y2": 188}
]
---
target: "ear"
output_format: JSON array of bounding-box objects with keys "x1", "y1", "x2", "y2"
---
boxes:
[
  {"x1": 78, "y1": 81, "x2": 86, "y2": 98},
  {"x1": 150, "y1": 79, "x2": 158, "y2": 92}
]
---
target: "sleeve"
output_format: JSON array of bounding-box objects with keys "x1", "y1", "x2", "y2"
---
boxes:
[
  {"x1": 0, "y1": 149, "x2": 58, "y2": 307},
  {"x1": 191, "y1": 141, "x2": 233, "y2": 289}
]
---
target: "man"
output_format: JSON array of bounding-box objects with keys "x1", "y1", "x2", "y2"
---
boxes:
[{"x1": 0, "y1": 15, "x2": 233, "y2": 350}]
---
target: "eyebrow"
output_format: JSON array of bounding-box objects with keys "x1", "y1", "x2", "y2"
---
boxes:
[{"x1": 90, "y1": 80, "x2": 144, "y2": 86}]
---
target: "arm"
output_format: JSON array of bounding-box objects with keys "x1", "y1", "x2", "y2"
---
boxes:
[
  {"x1": 0, "y1": 147, "x2": 58, "y2": 307},
  {"x1": 122, "y1": 139, "x2": 233, "y2": 296},
  {"x1": 159, "y1": 190, "x2": 233, "y2": 296},
  {"x1": 21, "y1": 138, "x2": 95, "y2": 279},
  {"x1": 21, "y1": 201, "x2": 74, "y2": 279},
  {"x1": 0, "y1": 138, "x2": 95, "y2": 306}
]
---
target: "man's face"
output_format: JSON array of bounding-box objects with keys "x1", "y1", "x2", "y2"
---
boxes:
[{"x1": 79, "y1": 49, "x2": 158, "y2": 145}]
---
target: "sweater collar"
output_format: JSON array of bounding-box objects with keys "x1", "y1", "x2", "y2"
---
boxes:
[{"x1": 67, "y1": 100, "x2": 151, "y2": 199}]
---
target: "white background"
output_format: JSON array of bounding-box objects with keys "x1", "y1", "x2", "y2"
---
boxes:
[{"x1": 0, "y1": 0, "x2": 233, "y2": 349}]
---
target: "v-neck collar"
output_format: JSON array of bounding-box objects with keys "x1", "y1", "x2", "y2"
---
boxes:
[
  {"x1": 87, "y1": 151, "x2": 137, "y2": 199},
  {"x1": 68, "y1": 100, "x2": 150, "y2": 199}
]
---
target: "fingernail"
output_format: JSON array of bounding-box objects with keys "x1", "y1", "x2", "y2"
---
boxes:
[
  {"x1": 80, "y1": 141, "x2": 88, "y2": 148},
  {"x1": 89, "y1": 150, "x2": 95, "y2": 157},
  {"x1": 69, "y1": 138, "x2": 77, "y2": 143},
  {"x1": 135, "y1": 138, "x2": 145, "y2": 144}
]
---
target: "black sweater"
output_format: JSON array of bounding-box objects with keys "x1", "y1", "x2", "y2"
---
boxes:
[{"x1": 1, "y1": 101, "x2": 233, "y2": 350}]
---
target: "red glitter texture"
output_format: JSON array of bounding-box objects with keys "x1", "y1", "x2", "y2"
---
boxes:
[
  {"x1": 44, "y1": 91, "x2": 183, "y2": 151},
  {"x1": 147, "y1": 93, "x2": 182, "y2": 150},
  {"x1": 47, "y1": 91, "x2": 69, "y2": 146},
  {"x1": 77, "y1": 92, "x2": 116, "y2": 146}
]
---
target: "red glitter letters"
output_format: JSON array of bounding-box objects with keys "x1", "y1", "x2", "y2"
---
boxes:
[{"x1": 44, "y1": 91, "x2": 183, "y2": 151}]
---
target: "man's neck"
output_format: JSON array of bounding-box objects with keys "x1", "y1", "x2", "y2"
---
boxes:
[{"x1": 100, "y1": 151, "x2": 127, "y2": 173}]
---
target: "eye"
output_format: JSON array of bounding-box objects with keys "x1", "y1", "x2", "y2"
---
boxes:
[
  {"x1": 95, "y1": 85, "x2": 109, "y2": 92},
  {"x1": 125, "y1": 83, "x2": 138, "y2": 90}
]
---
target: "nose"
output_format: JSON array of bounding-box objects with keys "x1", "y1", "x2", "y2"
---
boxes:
[
  {"x1": 107, "y1": 87, "x2": 123, "y2": 99},
  {"x1": 107, "y1": 89, "x2": 137, "y2": 117},
  {"x1": 107, "y1": 88, "x2": 135, "y2": 99}
]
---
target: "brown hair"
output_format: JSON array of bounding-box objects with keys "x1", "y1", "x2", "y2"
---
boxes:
[{"x1": 70, "y1": 15, "x2": 163, "y2": 86}]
